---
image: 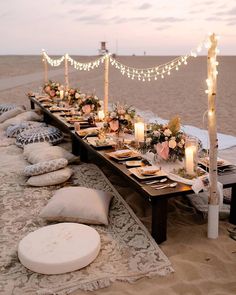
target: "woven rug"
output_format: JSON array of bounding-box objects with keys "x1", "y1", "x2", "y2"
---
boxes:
[{"x1": 0, "y1": 145, "x2": 173, "y2": 295}]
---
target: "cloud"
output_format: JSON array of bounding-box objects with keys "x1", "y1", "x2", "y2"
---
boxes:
[
  {"x1": 75, "y1": 14, "x2": 107, "y2": 24},
  {"x1": 138, "y1": 3, "x2": 152, "y2": 10},
  {"x1": 156, "y1": 25, "x2": 171, "y2": 31},
  {"x1": 151, "y1": 17, "x2": 184, "y2": 23},
  {"x1": 228, "y1": 7, "x2": 236, "y2": 15}
]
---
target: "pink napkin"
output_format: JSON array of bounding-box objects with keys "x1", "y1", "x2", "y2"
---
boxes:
[{"x1": 155, "y1": 142, "x2": 169, "y2": 160}]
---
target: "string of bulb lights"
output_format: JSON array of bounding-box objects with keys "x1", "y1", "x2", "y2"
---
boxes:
[{"x1": 42, "y1": 36, "x2": 214, "y2": 82}]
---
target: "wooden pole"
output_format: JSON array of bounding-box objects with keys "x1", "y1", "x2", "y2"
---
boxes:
[
  {"x1": 104, "y1": 54, "x2": 109, "y2": 114},
  {"x1": 207, "y1": 33, "x2": 219, "y2": 239},
  {"x1": 65, "y1": 53, "x2": 69, "y2": 90},
  {"x1": 42, "y1": 50, "x2": 48, "y2": 83}
]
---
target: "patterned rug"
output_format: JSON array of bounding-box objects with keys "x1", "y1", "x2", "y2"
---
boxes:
[{"x1": 0, "y1": 145, "x2": 173, "y2": 295}]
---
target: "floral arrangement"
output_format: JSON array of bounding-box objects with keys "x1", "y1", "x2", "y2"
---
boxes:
[
  {"x1": 147, "y1": 116, "x2": 186, "y2": 161},
  {"x1": 104, "y1": 102, "x2": 136, "y2": 133},
  {"x1": 78, "y1": 94, "x2": 102, "y2": 115},
  {"x1": 65, "y1": 88, "x2": 81, "y2": 105},
  {"x1": 43, "y1": 80, "x2": 61, "y2": 98}
]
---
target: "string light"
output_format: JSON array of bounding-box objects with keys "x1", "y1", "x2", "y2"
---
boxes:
[{"x1": 42, "y1": 35, "x2": 210, "y2": 82}]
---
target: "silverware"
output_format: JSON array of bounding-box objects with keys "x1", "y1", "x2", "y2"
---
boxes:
[
  {"x1": 146, "y1": 178, "x2": 168, "y2": 185},
  {"x1": 153, "y1": 182, "x2": 178, "y2": 190}
]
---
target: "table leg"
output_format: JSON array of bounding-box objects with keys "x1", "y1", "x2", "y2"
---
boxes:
[
  {"x1": 229, "y1": 184, "x2": 236, "y2": 225},
  {"x1": 151, "y1": 198, "x2": 168, "y2": 244},
  {"x1": 30, "y1": 100, "x2": 35, "y2": 110},
  {"x1": 71, "y1": 135, "x2": 80, "y2": 156}
]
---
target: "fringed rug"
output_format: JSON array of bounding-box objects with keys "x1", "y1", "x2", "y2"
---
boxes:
[{"x1": 0, "y1": 145, "x2": 173, "y2": 295}]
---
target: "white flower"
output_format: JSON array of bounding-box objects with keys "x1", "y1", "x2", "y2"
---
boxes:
[
  {"x1": 181, "y1": 138, "x2": 185, "y2": 144},
  {"x1": 110, "y1": 112, "x2": 117, "y2": 118},
  {"x1": 153, "y1": 130, "x2": 160, "y2": 137},
  {"x1": 80, "y1": 93, "x2": 86, "y2": 99},
  {"x1": 75, "y1": 93, "x2": 80, "y2": 99},
  {"x1": 169, "y1": 139, "x2": 177, "y2": 149},
  {"x1": 165, "y1": 137, "x2": 168, "y2": 141},
  {"x1": 164, "y1": 129, "x2": 172, "y2": 137},
  {"x1": 146, "y1": 137, "x2": 152, "y2": 144},
  {"x1": 65, "y1": 91, "x2": 68, "y2": 97},
  {"x1": 94, "y1": 95, "x2": 99, "y2": 100},
  {"x1": 178, "y1": 142, "x2": 183, "y2": 148}
]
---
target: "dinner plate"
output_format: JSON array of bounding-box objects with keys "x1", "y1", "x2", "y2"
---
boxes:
[
  {"x1": 87, "y1": 137, "x2": 116, "y2": 149},
  {"x1": 129, "y1": 167, "x2": 167, "y2": 179},
  {"x1": 198, "y1": 157, "x2": 232, "y2": 169},
  {"x1": 106, "y1": 149, "x2": 140, "y2": 161}
]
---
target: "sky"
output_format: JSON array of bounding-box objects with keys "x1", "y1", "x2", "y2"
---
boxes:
[{"x1": 0, "y1": 0, "x2": 236, "y2": 55}]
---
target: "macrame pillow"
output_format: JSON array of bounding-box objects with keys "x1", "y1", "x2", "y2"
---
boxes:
[
  {"x1": 23, "y1": 158, "x2": 68, "y2": 177},
  {"x1": 27, "y1": 167, "x2": 73, "y2": 187},
  {"x1": 16, "y1": 126, "x2": 63, "y2": 148},
  {"x1": 26, "y1": 145, "x2": 78, "y2": 164},
  {"x1": 0, "y1": 107, "x2": 25, "y2": 123},
  {"x1": 1, "y1": 111, "x2": 43, "y2": 130},
  {"x1": 40, "y1": 186, "x2": 113, "y2": 225},
  {"x1": 6, "y1": 121, "x2": 46, "y2": 138},
  {"x1": 0, "y1": 104, "x2": 17, "y2": 115}
]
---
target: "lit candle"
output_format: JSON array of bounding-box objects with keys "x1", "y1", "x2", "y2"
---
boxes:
[
  {"x1": 135, "y1": 122, "x2": 145, "y2": 142},
  {"x1": 59, "y1": 90, "x2": 64, "y2": 99},
  {"x1": 98, "y1": 110, "x2": 105, "y2": 121},
  {"x1": 185, "y1": 147, "x2": 195, "y2": 175}
]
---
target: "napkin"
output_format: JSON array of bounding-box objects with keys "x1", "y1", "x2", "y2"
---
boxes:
[{"x1": 139, "y1": 166, "x2": 160, "y2": 175}]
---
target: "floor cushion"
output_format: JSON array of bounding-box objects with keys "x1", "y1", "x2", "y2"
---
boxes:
[
  {"x1": 23, "y1": 142, "x2": 52, "y2": 159},
  {"x1": 23, "y1": 158, "x2": 68, "y2": 176},
  {"x1": 0, "y1": 103, "x2": 17, "y2": 115},
  {"x1": 40, "y1": 186, "x2": 113, "y2": 225},
  {"x1": 1, "y1": 111, "x2": 42, "y2": 130},
  {"x1": 18, "y1": 223, "x2": 101, "y2": 274},
  {"x1": 6, "y1": 121, "x2": 46, "y2": 138},
  {"x1": 26, "y1": 145, "x2": 78, "y2": 164},
  {"x1": 0, "y1": 107, "x2": 25, "y2": 123},
  {"x1": 16, "y1": 126, "x2": 63, "y2": 148},
  {"x1": 27, "y1": 167, "x2": 73, "y2": 186}
]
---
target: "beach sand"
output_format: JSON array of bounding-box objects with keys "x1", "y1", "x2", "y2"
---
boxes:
[{"x1": 0, "y1": 56, "x2": 236, "y2": 295}]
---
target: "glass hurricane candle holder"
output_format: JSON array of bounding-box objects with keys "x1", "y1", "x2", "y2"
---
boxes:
[{"x1": 184, "y1": 137, "x2": 198, "y2": 176}]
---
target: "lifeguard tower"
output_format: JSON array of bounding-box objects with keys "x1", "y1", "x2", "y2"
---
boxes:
[{"x1": 99, "y1": 41, "x2": 108, "y2": 55}]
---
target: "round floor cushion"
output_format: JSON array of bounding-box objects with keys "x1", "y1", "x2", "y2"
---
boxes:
[
  {"x1": 0, "y1": 103, "x2": 17, "y2": 115},
  {"x1": 18, "y1": 223, "x2": 101, "y2": 274},
  {"x1": 16, "y1": 126, "x2": 63, "y2": 147},
  {"x1": 6, "y1": 121, "x2": 46, "y2": 138}
]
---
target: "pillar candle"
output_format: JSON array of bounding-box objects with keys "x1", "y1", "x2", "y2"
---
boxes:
[
  {"x1": 134, "y1": 122, "x2": 145, "y2": 142},
  {"x1": 185, "y1": 146, "x2": 195, "y2": 175},
  {"x1": 98, "y1": 110, "x2": 105, "y2": 121},
  {"x1": 59, "y1": 90, "x2": 64, "y2": 99}
]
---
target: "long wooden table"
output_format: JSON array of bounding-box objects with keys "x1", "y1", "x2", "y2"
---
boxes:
[{"x1": 29, "y1": 96, "x2": 236, "y2": 244}]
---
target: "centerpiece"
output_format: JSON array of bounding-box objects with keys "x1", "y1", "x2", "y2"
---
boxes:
[
  {"x1": 147, "y1": 116, "x2": 186, "y2": 162},
  {"x1": 104, "y1": 102, "x2": 136, "y2": 134},
  {"x1": 43, "y1": 80, "x2": 62, "y2": 99},
  {"x1": 78, "y1": 94, "x2": 102, "y2": 116},
  {"x1": 65, "y1": 87, "x2": 81, "y2": 105}
]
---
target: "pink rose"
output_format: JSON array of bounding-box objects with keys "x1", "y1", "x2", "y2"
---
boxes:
[
  {"x1": 82, "y1": 104, "x2": 91, "y2": 114},
  {"x1": 69, "y1": 89, "x2": 75, "y2": 95},
  {"x1": 109, "y1": 119, "x2": 119, "y2": 132},
  {"x1": 44, "y1": 86, "x2": 51, "y2": 94},
  {"x1": 155, "y1": 142, "x2": 169, "y2": 160},
  {"x1": 49, "y1": 90, "x2": 56, "y2": 97}
]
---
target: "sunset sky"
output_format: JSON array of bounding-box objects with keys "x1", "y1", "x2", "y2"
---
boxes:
[{"x1": 1, "y1": 0, "x2": 236, "y2": 55}]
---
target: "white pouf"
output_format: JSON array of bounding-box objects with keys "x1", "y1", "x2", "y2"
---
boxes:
[{"x1": 18, "y1": 223, "x2": 101, "y2": 274}]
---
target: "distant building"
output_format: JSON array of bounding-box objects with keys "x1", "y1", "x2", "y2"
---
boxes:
[{"x1": 99, "y1": 41, "x2": 109, "y2": 55}]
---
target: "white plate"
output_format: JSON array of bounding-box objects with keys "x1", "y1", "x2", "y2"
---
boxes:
[
  {"x1": 129, "y1": 167, "x2": 167, "y2": 179},
  {"x1": 106, "y1": 149, "x2": 140, "y2": 161},
  {"x1": 198, "y1": 157, "x2": 232, "y2": 169},
  {"x1": 87, "y1": 137, "x2": 116, "y2": 148}
]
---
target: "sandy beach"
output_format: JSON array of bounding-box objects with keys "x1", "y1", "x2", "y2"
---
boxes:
[{"x1": 0, "y1": 55, "x2": 236, "y2": 295}]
